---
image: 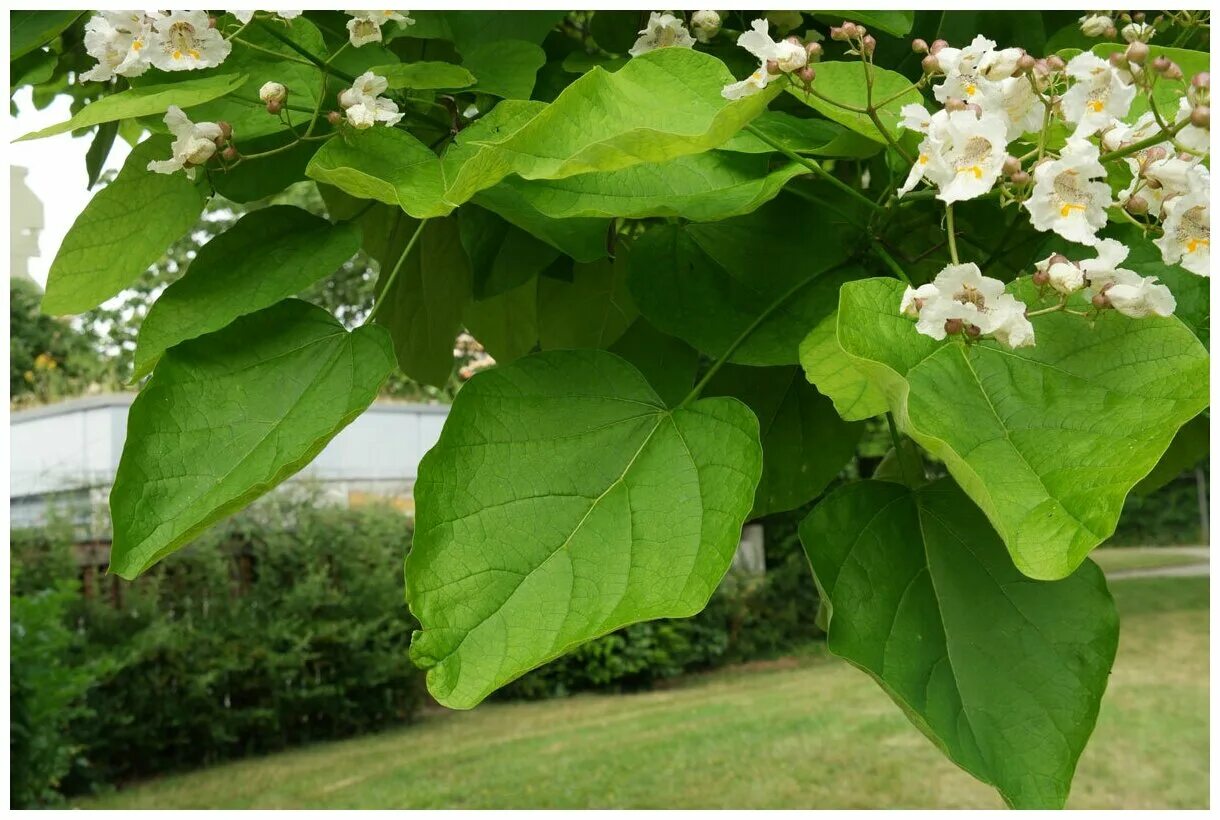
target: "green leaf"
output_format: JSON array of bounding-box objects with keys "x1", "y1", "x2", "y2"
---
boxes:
[
  {"x1": 786, "y1": 61, "x2": 922, "y2": 143},
  {"x1": 815, "y1": 11, "x2": 915, "y2": 36},
  {"x1": 459, "y1": 205, "x2": 559, "y2": 299},
  {"x1": 872, "y1": 439, "x2": 928, "y2": 486},
  {"x1": 799, "y1": 311, "x2": 887, "y2": 421},
  {"x1": 85, "y1": 120, "x2": 119, "y2": 190},
  {"x1": 589, "y1": 10, "x2": 646, "y2": 54},
  {"x1": 406, "y1": 349, "x2": 763, "y2": 708},
  {"x1": 310, "y1": 49, "x2": 776, "y2": 218},
  {"x1": 720, "y1": 111, "x2": 882, "y2": 158},
  {"x1": 706, "y1": 365, "x2": 862, "y2": 518},
  {"x1": 538, "y1": 251, "x2": 637, "y2": 350},
  {"x1": 471, "y1": 182, "x2": 611, "y2": 263},
  {"x1": 608, "y1": 319, "x2": 698, "y2": 407},
  {"x1": 209, "y1": 133, "x2": 320, "y2": 203},
  {"x1": 1133, "y1": 413, "x2": 1209, "y2": 496},
  {"x1": 462, "y1": 276, "x2": 539, "y2": 364},
  {"x1": 462, "y1": 40, "x2": 546, "y2": 99},
  {"x1": 42, "y1": 137, "x2": 208, "y2": 316},
  {"x1": 109, "y1": 299, "x2": 395, "y2": 578},
  {"x1": 371, "y1": 61, "x2": 476, "y2": 90},
  {"x1": 16, "y1": 74, "x2": 247, "y2": 141},
  {"x1": 10, "y1": 10, "x2": 83, "y2": 61},
  {"x1": 133, "y1": 206, "x2": 361, "y2": 379},
  {"x1": 629, "y1": 197, "x2": 861, "y2": 365},
  {"x1": 800, "y1": 478, "x2": 1118, "y2": 809},
  {"x1": 834, "y1": 277, "x2": 1209, "y2": 579},
  {"x1": 375, "y1": 216, "x2": 473, "y2": 387},
  {"x1": 407, "y1": 10, "x2": 564, "y2": 50},
  {"x1": 492, "y1": 151, "x2": 808, "y2": 222}
]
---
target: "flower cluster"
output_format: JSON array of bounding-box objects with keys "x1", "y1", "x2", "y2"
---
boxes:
[
  {"x1": 1033, "y1": 240, "x2": 1176, "y2": 318},
  {"x1": 82, "y1": 10, "x2": 231, "y2": 80},
  {"x1": 147, "y1": 106, "x2": 232, "y2": 179},
  {"x1": 900, "y1": 263, "x2": 1035, "y2": 348},
  {"x1": 345, "y1": 10, "x2": 414, "y2": 48},
  {"x1": 720, "y1": 17, "x2": 821, "y2": 100},
  {"x1": 628, "y1": 12, "x2": 695, "y2": 56},
  {"x1": 338, "y1": 72, "x2": 403, "y2": 129}
]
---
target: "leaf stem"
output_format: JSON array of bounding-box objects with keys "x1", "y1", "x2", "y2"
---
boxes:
[
  {"x1": 366, "y1": 219, "x2": 427, "y2": 324},
  {"x1": 256, "y1": 20, "x2": 358, "y2": 84},
  {"x1": 744, "y1": 123, "x2": 881, "y2": 213},
  {"x1": 868, "y1": 237, "x2": 910, "y2": 284},
  {"x1": 945, "y1": 203, "x2": 960, "y2": 264}
]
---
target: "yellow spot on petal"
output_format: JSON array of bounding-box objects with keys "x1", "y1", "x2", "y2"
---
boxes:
[
  {"x1": 1059, "y1": 203, "x2": 1086, "y2": 218},
  {"x1": 132, "y1": 39, "x2": 143, "y2": 50},
  {"x1": 173, "y1": 50, "x2": 183, "y2": 59},
  {"x1": 1088, "y1": 100, "x2": 1105, "y2": 113},
  {"x1": 919, "y1": 154, "x2": 928, "y2": 165},
  {"x1": 1187, "y1": 238, "x2": 1210, "y2": 253},
  {"x1": 965, "y1": 84, "x2": 977, "y2": 96},
  {"x1": 189, "y1": 49, "x2": 200, "y2": 59}
]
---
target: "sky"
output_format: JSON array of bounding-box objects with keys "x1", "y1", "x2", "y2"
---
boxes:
[{"x1": 9, "y1": 87, "x2": 133, "y2": 288}]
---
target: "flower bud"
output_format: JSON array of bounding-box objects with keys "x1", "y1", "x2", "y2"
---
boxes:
[
  {"x1": 965, "y1": 324, "x2": 981, "y2": 338},
  {"x1": 1002, "y1": 155, "x2": 1021, "y2": 176},
  {"x1": 216, "y1": 120, "x2": 232, "y2": 143},
  {"x1": 930, "y1": 39, "x2": 948, "y2": 54},
  {"x1": 265, "y1": 99, "x2": 283, "y2": 115},
  {"x1": 1133, "y1": 11, "x2": 1146, "y2": 22},
  {"x1": 1193, "y1": 71, "x2": 1210, "y2": 90},
  {"x1": 797, "y1": 66, "x2": 815, "y2": 85},
  {"x1": 221, "y1": 145, "x2": 239, "y2": 162},
  {"x1": 765, "y1": 59, "x2": 780, "y2": 75},
  {"x1": 1046, "y1": 55, "x2": 1065, "y2": 72},
  {"x1": 1125, "y1": 41, "x2": 1149, "y2": 64},
  {"x1": 1109, "y1": 52, "x2": 1127, "y2": 69},
  {"x1": 1191, "y1": 104, "x2": 1210, "y2": 128},
  {"x1": 1165, "y1": 62, "x2": 1183, "y2": 80},
  {"x1": 806, "y1": 41, "x2": 823, "y2": 60},
  {"x1": 1092, "y1": 292, "x2": 1111, "y2": 309},
  {"x1": 829, "y1": 25, "x2": 848, "y2": 42},
  {"x1": 862, "y1": 34, "x2": 876, "y2": 55},
  {"x1": 1032, "y1": 269, "x2": 1050, "y2": 286},
  {"x1": 843, "y1": 22, "x2": 861, "y2": 39},
  {"x1": 944, "y1": 318, "x2": 964, "y2": 335},
  {"x1": 944, "y1": 96, "x2": 967, "y2": 111},
  {"x1": 1104, "y1": 25, "x2": 1118, "y2": 39},
  {"x1": 1152, "y1": 55, "x2": 1171, "y2": 72},
  {"x1": 1010, "y1": 170, "x2": 1031, "y2": 185},
  {"x1": 785, "y1": 35, "x2": 802, "y2": 47},
  {"x1": 912, "y1": 38, "x2": 928, "y2": 53},
  {"x1": 921, "y1": 54, "x2": 939, "y2": 75},
  {"x1": 1079, "y1": 14, "x2": 1114, "y2": 37},
  {"x1": 208, "y1": 15, "x2": 217, "y2": 28},
  {"x1": 1125, "y1": 194, "x2": 1149, "y2": 215},
  {"x1": 259, "y1": 81, "x2": 287, "y2": 106},
  {"x1": 327, "y1": 110, "x2": 342, "y2": 126},
  {"x1": 1017, "y1": 53, "x2": 1036, "y2": 72}
]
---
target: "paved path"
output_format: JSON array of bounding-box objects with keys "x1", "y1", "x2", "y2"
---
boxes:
[{"x1": 1104, "y1": 546, "x2": 1210, "y2": 580}]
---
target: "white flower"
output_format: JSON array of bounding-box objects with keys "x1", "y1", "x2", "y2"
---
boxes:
[
  {"x1": 994, "y1": 75, "x2": 1045, "y2": 140},
  {"x1": 1174, "y1": 97, "x2": 1210, "y2": 154},
  {"x1": 1157, "y1": 184, "x2": 1210, "y2": 276},
  {"x1": 147, "y1": 106, "x2": 223, "y2": 180},
  {"x1": 1079, "y1": 14, "x2": 1114, "y2": 37},
  {"x1": 232, "y1": 10, "x2": 302, "y2": 24},
  {"x1": 1121, "y1": 22, "x2": 1155, "y2": 43},
  {"x1": 898, "y1": 110, "x2": 1008, "y2": 203},
  {"x1": 259, "y1": 81, "x2": 287, "y2": 104},
  {"x1": 628, "y1": 11, "x2": 695, "y2": 56},
  {"x1": 1105, "y1": 273, "x2": 1177, "y2": 317},
  {"x1": 1060, "y1": 52, "x2": 1136, "y2": 137},
  {"x1": 1078, "y1": 238, "x2": 1134, "y2": 289},
  {"x1": 1036, "y1": 254, "x2": 1086, "y2": 294},
  {"x1": 899, "y1": 103, "x2": 934, "y2": 133},
  {"x1": 977, "y1": 47, "x2": 1023, "y2": 82},
  {"x1": 721, "y1": 18, "x2": 805, "y2": 99},
  {"x1": 902, "y1": 262, "x2": 1033, "y2": 347},
  {"x1": 339, "y1": 71, "x2": 402, "y2": 129},
  {"x1": 989, "y1": 294, "x2": 1036, "y2": 348},
  {"x1": 345, "y1": 10, "x2": 413, "y2": 47},
  {"x1": 81, "y1": 11, "x2": 152, "y2": 82},
  {"x1": 933, "y1": 35, "x2": 999, "y2": 105},
  {"x1": 1025, "y1": 138, "x2": 1113, "y2": 245},
  {"x1": 691, "y1": 10, "x2": 721, "y2": 43},
  {"x1": 148, "y1": 10, "x2": 231, "y2": 71}
]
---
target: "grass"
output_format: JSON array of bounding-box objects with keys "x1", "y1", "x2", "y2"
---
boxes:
[
  {"x1": 1090, "y1": 546, "x2": 1208, "y2": 574},
  {"x1": 77, "y1": 576, "x2": 1209, "y2": 810}
]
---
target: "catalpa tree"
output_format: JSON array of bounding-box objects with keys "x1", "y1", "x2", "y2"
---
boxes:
[{"x1": 15, "y1": 9, "x2": 1210, "y2": 809}]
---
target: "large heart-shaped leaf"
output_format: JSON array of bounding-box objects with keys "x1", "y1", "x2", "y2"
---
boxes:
[
  {"x1": 828, "y1": 277, "x2": 1209, "y2": 579},
  {"x1": 109, "y1": 299, "x2": 395, "y2": 578},
  {"x1": 133, "y1": 206, "x2": 361, "y2": 378},
  {"x1": 42, "y1": 137, "x2": 208, "y2": 315},
  {"x1": 406, "y1": 349, "x2": 762, "y2": 708},
  {"x1": 799, "y1": 311, "x2": 887, "y2": 421},
  {"x1": 629, "y1": 197, "x2": 862, "y2": 365},
  {"x1": 800, "y1": 478, "x2": 1118, "y2": 809},
  {"x1": 16, "y1": 74, "x2": 247, "y2": 141},
  {"x1": 706, "y1": 365, "x2": 862, "y2": 518},
  {"x1": 491, "y1": 151, "x2": 807, "y2": 222}
]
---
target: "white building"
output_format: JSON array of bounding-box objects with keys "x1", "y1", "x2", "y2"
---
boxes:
[
  {"x1": 10, "y1": 394, "x2": 449, "y2": 536},
  {"x1": 11, "y1": 165, "x2": 43, "y2": 285}
]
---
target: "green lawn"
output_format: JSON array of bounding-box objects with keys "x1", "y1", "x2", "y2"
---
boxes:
[
  {"x1": 77, "y1": 576, "x2": 1209, "y2": 810},
  {"x1": 1090, "y1": 546, "x2": 1208, "y2": 574}
]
